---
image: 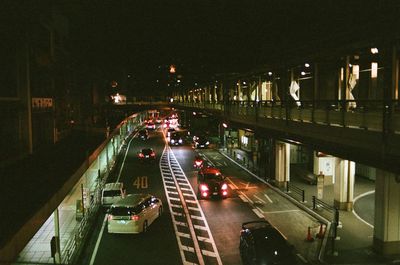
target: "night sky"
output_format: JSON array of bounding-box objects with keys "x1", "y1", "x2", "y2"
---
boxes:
[{"x1": 3, "y1": 1, "x2": 400, "y2": 78}]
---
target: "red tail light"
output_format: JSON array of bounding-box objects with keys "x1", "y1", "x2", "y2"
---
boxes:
[
  {"x1": 108, "y1": 215, "x2": 113, "y2": 221},
  {"x1": 131, "y1": 215, "x2": 140, "y2": 221},
  {"x1": 151, "y1": 152, "x2": 155, "y2": 157},
  {"x1": 139, "y1": 153, "x2": 144, "y2": 158},
  {"x1": 221, "y1": 183, "x2": 228, "y2": 190}
]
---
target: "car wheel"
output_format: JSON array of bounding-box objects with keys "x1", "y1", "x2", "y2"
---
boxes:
[
  {"x1": 158, "y1": 206, "x2": 163, "y2": 217},
  {"x1": 143, "y1": 220, "x2": 148, "y2": 233}
]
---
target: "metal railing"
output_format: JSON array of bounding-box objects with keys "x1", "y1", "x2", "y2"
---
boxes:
[
  {"x1": 286, "y1": 182, "x2": 306, "y2": 203},
  {"x1": 312, "y1": 196, "x2": 340, "y2": 255},
  {"x1": 177, "y1": 99, "x2": 400, "y2": 133}
]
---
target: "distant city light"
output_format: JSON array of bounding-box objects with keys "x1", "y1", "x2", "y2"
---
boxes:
[
  {"x1": 169, "y1": 65, "x2": 176, "y2": 73},
  {"x1": 268, "y1": 72, "x2": 273, "y2": 76},
  {"x1": 305, "y1": 63, "x2": 310, "y2": 67},
  {"x1": 301, "y1": 71, "x2": 306, "y2": 76}
]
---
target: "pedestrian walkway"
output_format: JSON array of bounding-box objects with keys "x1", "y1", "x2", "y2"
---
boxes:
[
  {"x1": 220, "y1": 147, "x2": 400, "y2": 265},
  {"x1": 14, "y1": 179, "x2": 83, "y2": 264}
]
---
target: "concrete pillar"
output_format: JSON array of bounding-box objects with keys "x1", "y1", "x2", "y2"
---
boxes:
[
  {"x1": 275, "y1": 141, "x2": 290, "y2": 187},
  {"x1": 373, "y1": 170, "x2": 400, "y2": 255},
  {"x1": 333, "y1": 159, "x2": 355, "y2": 210}
]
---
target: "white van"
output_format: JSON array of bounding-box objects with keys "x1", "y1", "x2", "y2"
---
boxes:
[
  {"x1": 101, "y1": 182, "x2": 125, "y2": 207},
  {"x1": 107, "y1": 194, "x2": 163, "y2": 234}
]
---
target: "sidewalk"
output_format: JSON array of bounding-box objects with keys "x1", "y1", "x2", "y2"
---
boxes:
[{"x1": 219, "y1": 147, "x2": 398, "y2": 265}]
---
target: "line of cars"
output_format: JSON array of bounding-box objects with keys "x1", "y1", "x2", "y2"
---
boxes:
[{"x1": 192, "y1": 156, "x2": 301, "y2": 264}]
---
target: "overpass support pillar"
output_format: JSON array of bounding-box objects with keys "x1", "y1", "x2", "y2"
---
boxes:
[
  {"x1": 333, "y1": 159, "x2": 355, "y2": 211},
  {"x1": 274, "y1": 141, "x2": 290, "y2": 188},
  {"x1": 373, "y1": 170, "x2": 400, "y2": 255}
]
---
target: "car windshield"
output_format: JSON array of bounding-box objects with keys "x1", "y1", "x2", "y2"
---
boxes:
[
  {"x1": 203, "y1": 173, "x2": 223, "y2": 181},
  {"x1": 141, "y1": 149, "x2": 153, "y2": 155},
  {"x1": 103, "y1": 190, "x2": 121, "y2": 197},
  {"x1": 109, "y1": 206, "x2": 142, "y2": 216}
]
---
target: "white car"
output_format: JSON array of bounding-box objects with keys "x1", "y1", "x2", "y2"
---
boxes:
[
  {"x1": 101, "y1": 182, "x2": 125, "y2": 207},
  {"x1": 107, "y1": 194, "x2": 163, "y2": 233}
]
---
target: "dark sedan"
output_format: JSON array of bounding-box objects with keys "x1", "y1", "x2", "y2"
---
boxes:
[
  {"x1": 239, "y1": 221, "x2": 299, "y2": 265},
  {"x1": 138, "y1": 148, "x2": 156, "y2": 162}
]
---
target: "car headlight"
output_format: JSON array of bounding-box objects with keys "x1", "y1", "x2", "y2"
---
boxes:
[
  {"x1": 178, "y1": 139, "x2": 182, "y2": 143},
  {"x1": 205, "y1": 141, "x2": 209, "y2": 145},
  {"x1": 171, "y1": 139, "x2": 175, "y2": 143}
]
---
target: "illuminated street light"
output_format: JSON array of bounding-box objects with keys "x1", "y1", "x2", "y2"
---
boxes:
[
  {"x1": 371, "y1": 48, "x2": 379, "y2": 54},
  {"x1": 222, "y1": 123, "x2": 228, "y2": 128},
  {"x1": 169, "y1": 65, "x2": 176, "y2": 73}
]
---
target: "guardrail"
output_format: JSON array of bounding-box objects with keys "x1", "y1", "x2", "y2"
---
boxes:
[
  {"x1": 312, "y1": 196, "x2": 340, "y2": 255},
  {"x1": 286, "y1": 182, "x2": 306, "y2": 203}
]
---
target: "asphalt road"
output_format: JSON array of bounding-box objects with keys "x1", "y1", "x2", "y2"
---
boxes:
[{"x1": 79, "y1": 126, "x2": 306, "y2": 265}]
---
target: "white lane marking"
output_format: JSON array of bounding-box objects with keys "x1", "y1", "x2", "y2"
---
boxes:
[
  {"x1": 253, "y1": 194, "x2": 266, "y2": 204},
  {"x1": 163, "y1": 148, "x2": 206, "y2": 265},
  {"x1": 169, "y1": 197, "x2": 181, "y2": 201},
  {"x1": 175, "y1": 221, "x2": 188, "y2": 227},
  {"x1": 168, "y1": 148, "x2": 223, "y2": 265},
  {"x1": 191, "y1": 215, "x2": 203, "y2": 220},
  {"x1": 262, "y1": 209, "x2": 301, "y2": 214},
  {"x1": 89, "y1": 215, "x2": 107, "y2": 265},
  {"x1": 116, "y1": 131, "x2": 137, "y2": 182},
  {"x1": 194, "y1": 225, "x2": 207, "y2": 231},
  {"x1": 188, "y1": 206, "x2": 200, "y2": 211},
  {"x1": 226, "y1": 178, "x2": 239, "y2": 190},
  {"x1": 181, "y1": 187, "x2": 192, "y2": 191},
  {"x1": 252, "y1": 208, "x2": 264, "y2": 218},
  {"x1": 171, "y1": 204, "x2": 183, "y2": 208},
  {"x1": 197, "y1": 236, "x2": 211, "y2": 243},
  {"x1": 239, "y1": 194, "x2": 248, "y2": 202},
  {"x1": 202, "y1": 250, "x2": 217, "y2": 257},
  {"x1": 173, "y1": 212, "x2": 184, "y2": 216},
  {"x1": 183, "y1": 193, "x2": 195, "y2": 197},
  {"x1": 186, "y1": 199, "x2": 197, "y2": 204},
  {"x1": 264, "y1": 193, "x2": 273, "y2": 203},
  {"x1": 177, "y1": 232, "x2": 191, "y2": 238},
  {"x1": 353, "y1": 190, "x2": 375, "y2": 228}
]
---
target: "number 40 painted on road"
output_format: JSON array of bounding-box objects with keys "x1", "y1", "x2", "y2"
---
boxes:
[{"x1": 133, "y1": 176, "x2": 148, "y2": 189}]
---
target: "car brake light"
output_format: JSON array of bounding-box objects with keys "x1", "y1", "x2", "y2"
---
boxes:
[
  {"x1": 108, "y1": 215, "x2": 113, "y2": 221},
  {"x1": 131, "y1": 215, "x2": 140, "y2": 221},
  {"x1": 200, "y1": 184, "x2": 209, "y2": 191},
  {"x1": 222, "y1": 190, "x2": 228, "y2": 196},
  {"x1": 139, "y1": 153, "x2": 144, "y2": 158},
  {"x1": 151, "y1": 152, "x2": 155, "y2": 156},
  {"x1": 202, "y1": 192, "x2": 208, "y2": 197},
  {"x1": 221, "y1": 183, "x2": 228, "y2": 190}
]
